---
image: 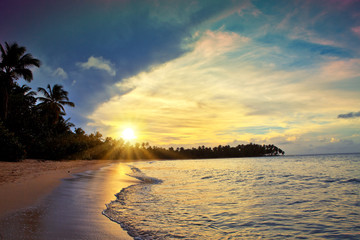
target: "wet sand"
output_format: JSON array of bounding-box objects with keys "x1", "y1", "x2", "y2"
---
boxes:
[
  {"x1": 0, "y1": 159, "x2": 114, "y2": 217},
  {"x1": 0, "y1": 160, "x2": 138, "y2": 239}
]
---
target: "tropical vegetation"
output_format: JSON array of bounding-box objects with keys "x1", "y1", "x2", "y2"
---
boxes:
[
  {"x1": 37, "y1": 84, "x2": 75, "y2": 125},
  {"x1": 0, "y1": 42, "x2": 285, "y2": 161},
  {"x1": 0, "y1": 42, "x2": 40, "y2": 121}
]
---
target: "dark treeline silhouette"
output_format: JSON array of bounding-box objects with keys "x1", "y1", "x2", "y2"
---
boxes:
[
  {"x1": 0, "y1": 42, "x2": 285, "y2": 161},
  {"x1": 78, "y1": 139, "x2": 285, "y2": 160}
]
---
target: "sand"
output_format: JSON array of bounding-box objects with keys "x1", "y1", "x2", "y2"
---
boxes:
[
  {"x1": 0, "y1": 159, "x2": 111, "y2": 217},
  {"x1": 0, "y1": 159, "x2": 137, "y2": 239}
]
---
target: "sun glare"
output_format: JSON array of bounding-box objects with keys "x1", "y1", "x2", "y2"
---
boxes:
[{"x1": 121, "y1": 127, "x2": 137, "y2": 141}]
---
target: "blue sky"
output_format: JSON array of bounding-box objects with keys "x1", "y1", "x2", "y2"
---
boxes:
[{"x1": 1, "y1": 0, "x2": 360, "y2": 154}]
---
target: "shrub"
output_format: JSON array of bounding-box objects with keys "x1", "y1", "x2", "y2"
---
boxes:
[{"x1": 0, "y1": 122, "x2": 26, "y2": 161}]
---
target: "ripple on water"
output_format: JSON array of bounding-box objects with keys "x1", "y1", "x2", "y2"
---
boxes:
[{"x1": 103, "y1": 155, "x2": 360, "y2": 240}]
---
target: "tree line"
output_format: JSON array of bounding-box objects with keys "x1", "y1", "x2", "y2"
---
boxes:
[{"x1": 0, "y1": 42, "x2": 284, "y2": 161}]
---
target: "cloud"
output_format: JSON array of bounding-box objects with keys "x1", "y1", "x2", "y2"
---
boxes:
[
  {"x1": 87, "y1": 30, "x2": 254, "y2": 144},
  {"x1": 338, "y1": 111, "x2": 360, "y2": 119},
  {"x1": 352, "y1": 26, "x2": 360, "y2": 38},
  {"x1": 77, "y1": 56, "x2": 116, "y2": 76},
  {"x1": 3, "y1": 0, "x2": 359, "y2": 155},
  {"x1": 316, "y1": 59, "x2": 360, "y2": 82},
  {"x1": 52, "y1": 67, "x2": 68, "y2": 79},
  {"x1": 87, "y1": 29, "x2": 360, "y2": 153},
  {"x1": 193, "y1": 30, "x2": 250, "y2": 57}
]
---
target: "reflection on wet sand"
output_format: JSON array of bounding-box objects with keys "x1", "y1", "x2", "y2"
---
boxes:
[{"x1": 0, "y1": 163, "x2": 138, "y2": 240}]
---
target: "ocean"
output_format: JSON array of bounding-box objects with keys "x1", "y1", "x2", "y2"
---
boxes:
[{"x1": 103, "y1": 154, "x2": 360, "y2": 240}]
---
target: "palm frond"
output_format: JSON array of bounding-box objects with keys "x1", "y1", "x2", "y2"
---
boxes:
[
  {"x1": 47, "y1": 84, "x2": 53, "y2": 98},
  {"x1": 13, "y1": 68, "x2": 33, "y2": 81},
  {"x1": 58, "y1": 104, "x2": 65, "y2": 113},
  {"x1": 0, "y1": 43, "x2": 6, "y2": 60},
  {"x1": 37, "y1": 96, "x2": 51, "y2": 103},
  {"x1": 19, "y1": 85, "x2": 37, "y2": 97},
  {"x1": 19, "y1": 53, "x2": 41, "y2": 68},
  {"x1": 6, "y1": 42, "x2": 26, "y2": 65},
  {"x1": 37, "y1": 87, "x2": 51, "y2": 99},
  {"x1": 59, "y1": 100, "x2": 75, "y2": 107},
  {"x1": 63, "y1": 118, "x2": 75, "y2": 128},
  {"x1": 26, "y1": 91, "x2": 37, "y2": 97}
]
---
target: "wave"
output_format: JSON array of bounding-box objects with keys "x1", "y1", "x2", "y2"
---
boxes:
[
  {"x1": 320, "y1": 177, "x2": 360, "y2": 184},
  {"x1": 127, "y1": 165, "x2": 163, "y2": 184},
  {"x1": 343, "y1": 178, "x2": 360, "y2": 184},
  {"x1": 201, "y1": 176, "x2": 213, "y2": 180},
  {"x1": 102, "y1": 186, "x2": 141, "y2": 239},
  {"x1": 102, "y1": 165, "x2": 164, "y2": 239},
  {"x1": 102, "y1": 156, "x2": 360, "y2": 240}
]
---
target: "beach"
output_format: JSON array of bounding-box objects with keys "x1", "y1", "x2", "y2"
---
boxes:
[{"x1": 0, "y1": 159, "x2": 137, "y2": 239}]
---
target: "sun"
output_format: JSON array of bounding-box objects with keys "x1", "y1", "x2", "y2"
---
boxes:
[{"x1": 121, "y1": 127, "x2": 137, "y2": 141}]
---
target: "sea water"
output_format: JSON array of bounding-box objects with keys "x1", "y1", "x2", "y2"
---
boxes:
[{"x1": 103, "y1": 154, "x2": 360, "y2": 239}]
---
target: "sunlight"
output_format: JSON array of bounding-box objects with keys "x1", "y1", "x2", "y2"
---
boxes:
[{"x1": 121, "y1": 127, "x2": 137, "y2": 141}]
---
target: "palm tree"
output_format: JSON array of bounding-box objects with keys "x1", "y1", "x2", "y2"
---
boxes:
[
  {"x1": 37, "y1": 84, "x2": 75, "y2": 124},
  {"x1": 12, "y1": 84, "x2": 37, "y2": 105},
  {"x1": 55, "y1": 117, "x2": 75, "y2": 133},
  {"x1": 0, "y1": 42, "x2": 40, "y2": 121},
  {"x1": 7, "y1": 85, "x2": 37, "y2": 123}
]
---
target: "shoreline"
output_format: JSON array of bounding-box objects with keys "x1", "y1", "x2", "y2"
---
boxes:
[
  {"x1": 0, "y1": 159, "x2": 114, "y2": 217},
  {"x1": 0, "y1": 159, "x2": 137, "y2": 239}
]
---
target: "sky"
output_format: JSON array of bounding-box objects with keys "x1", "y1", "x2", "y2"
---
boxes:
[{"x1": 1, "y1": 0, "x2": 360, "y2": 155}]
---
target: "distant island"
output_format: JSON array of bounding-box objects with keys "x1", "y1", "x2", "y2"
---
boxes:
[{"x1": 0, "y1": 42, "x2": 284, "y2": 162}]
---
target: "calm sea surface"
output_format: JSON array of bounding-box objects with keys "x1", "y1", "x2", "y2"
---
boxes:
[{"x1": 104, "y1": 154, "x2": 360, "y2": 239}]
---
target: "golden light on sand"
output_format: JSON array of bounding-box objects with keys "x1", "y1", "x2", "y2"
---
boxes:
[{"x1": 121, "y1": 127, "x2": 137, "y2": 141}]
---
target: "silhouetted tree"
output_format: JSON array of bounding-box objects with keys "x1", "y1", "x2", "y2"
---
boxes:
[
  {"x1": 37, "y1": 84, "x2": 75, "y2": 125},
  {"x1": 6, "y1": 84, "x2": 39, "y2": 149},
  {"x1": 0, "y1": 42, "x2": 40, "y2": 121},
  {"x1": 0, "y1": 121, "x2": 26, "y2": 161},
  {"x1": 75, "y1": 128, "x2": 86, "y2": 136},
  {"x1": 55, "y1": 117, "x2": 75, "y2": 133},
  {"x1": 0, "y1": 42, "x2": 287, "y2": 161}
]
